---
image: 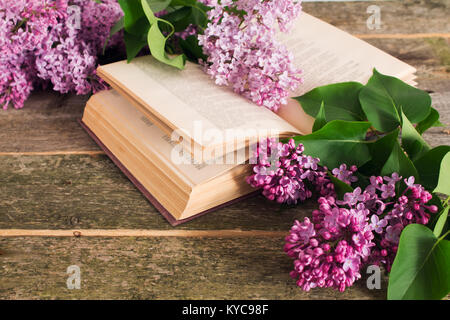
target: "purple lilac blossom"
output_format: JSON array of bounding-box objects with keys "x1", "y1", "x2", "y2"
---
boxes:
[
  {"x1": 0, "y1": 0, "x2": 122, "y2": 110},
  {"x1": 363, "y1": 174, "x2": 438, "y2": 271},
  {"x1": 285, "y1": 173, "x2": 438, "y2": 292},
  {"x1": 198, "y1": 0, "x2": 303, "y2": 111},
  {"x1": 246, "y1": 138, "x2": 358, "y2": 204},
  {"x1": 284, "y1": 202, "x2": 375, "y2": 292}
]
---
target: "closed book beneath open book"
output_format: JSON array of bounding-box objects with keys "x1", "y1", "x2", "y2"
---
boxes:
[{"x1": 81, "y1": 12, "x2": 417, "y2": 225}]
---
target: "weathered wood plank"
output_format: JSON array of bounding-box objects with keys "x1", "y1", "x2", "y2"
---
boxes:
[
  {"x1": 0, "y1": 154, "x2": 315, "y2": 230},
  {"x1": 0, "y1": 237, "x2": 387, "y2": 299},
  {"x1": 304, "y1": 0, "x2": 450, "y2": 35},
  {"x1": 0, "y1": 92, "x2": 96, "y2": 153},
  {"x1": 366, "y1": 38, "x2": 450, "y2": 89}
]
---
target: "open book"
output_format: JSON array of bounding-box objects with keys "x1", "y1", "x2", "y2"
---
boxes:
[
  {"x1": 83, "y1": 12, "x2": 417, "y2": 224},
  {"x1": 97, "y1": 13, "x2": 416, "y2": 161},
  {"x1": 82, "y1": 90, "x2": 256, "y2": 224}
]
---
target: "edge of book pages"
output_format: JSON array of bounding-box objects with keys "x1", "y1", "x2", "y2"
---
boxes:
[{"x1": 79, "y1": 119, "x2": 259, "y2": 226}]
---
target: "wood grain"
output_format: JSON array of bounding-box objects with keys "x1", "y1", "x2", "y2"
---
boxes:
[
  {"x1": 303, "y1": 0, "x2": 450, "y2": 35},
  {"x1": 0, "y1": 92, "x2": 96, "y2": 153},
  {"x1": 0, "y1": 229, "x2": 288, "y2": 238},
  {"x1": 0, "y1": 237, "x2": 387, "y2": 299},
  {"x1": 0, "y1": 154, "x2": 315, "y2": 231}
]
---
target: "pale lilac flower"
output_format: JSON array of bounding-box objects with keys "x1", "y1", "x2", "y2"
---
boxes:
[
  {"x1": 337, "y1": 187, "x2": 365, "y2": 206},
  {"x1": 198, "y1": 0, "x2": 303, "y2": 111},
  {"x1": 385, "y1": 224, "x2": 403, "y2": 243},
  {"x1": 332, "y1": 164, "x2": 358, "y2": 185},
  {"x1": 370, "y1": 215, "x2": 388, "y2": 234}
]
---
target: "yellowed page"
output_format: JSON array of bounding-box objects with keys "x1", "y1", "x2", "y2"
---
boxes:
[
  {"x1": 90, "y1": 90, "x2": 242, "y2": 186},
  {"x1": 279, "y1": 13, "x2": 417, "y2": 96},
  {"x1": 98, "y1": 56, "x2": 300, "y2": 149}
]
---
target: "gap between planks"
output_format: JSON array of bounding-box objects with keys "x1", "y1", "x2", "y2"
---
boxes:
[
  {"x1": 0, "y1": 229, "x2": 288, "y2": 238},
  {"x1": 0, "y1": 151, "x2": 105, "y2": 156}
]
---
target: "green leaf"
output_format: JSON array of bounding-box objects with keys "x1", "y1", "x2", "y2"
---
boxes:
[
  {"x1": 168, "y1": 0, "x2": 208, "y2": 28},
  {"x1": 359, "y1": 69, "x2": 431, "y2": 132},
  {"x1": 434, "y1": 206, "x2": 449, "y2": 238},
  {"x1": 401, "y1": 110, "x2": 431, "y2": 161},
  {"x1": 293, "y1": 120, "x2": 372, "y2": 169},
  {"x1": 161, "y1": 7, "x2": 192, "y2": 32},
  {"x1": 294, "y1": 82, "x2": 365, "y2": 122},
  {"x1": 416, "y1": 107, "x2": 442, "y2": 135},
  {"x1": 147, "y1": 0, "x2": 171, "y2": 12},
  {"x1": 124, "y1": 31, "x2": 148, "y2": 62},
  {"x1": 118, "y1": 0, "x2": 148, "y2": 35},
  {"x1": 178, "y1": 35, "x2": 207, "y2": 62},
  {"x1": 141, "y1": 0, "x2": 186, "y2": 69},
  {"x1": 359, "y1": 129, "x2": 399, "y2": 176},
  {"x1": 388, "y1": 224, "x2": 450, "y2": 300},
  {"x1": 190, "y1": 4, "x2": 208, "y2": 28},
  {"x1": 170, "y1": 0, "x2": 198, "y2": 5},
  {"x1": 312, "y1": 102, "x2": 327, "y2": 132},
  {"x1": 328, "y1": 173, "x2": 353, "y2": 200},
  {"x1": 380, "y1": 140, "x2": 419, "y2": 180},
  {"x1": 434, "y1": 152, "x2": 450, "y2": 195},
  {"x1": 414, "y1": 146, "x2": 450, "y2": 191}
]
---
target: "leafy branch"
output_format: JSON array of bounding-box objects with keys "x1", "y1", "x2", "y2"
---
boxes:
[
  {"x1": 293, "y1": 69, "x2": 449, "y2": 300},
  {"x1": 110, "y1": 0, "x2": 209, "y2": 68}
]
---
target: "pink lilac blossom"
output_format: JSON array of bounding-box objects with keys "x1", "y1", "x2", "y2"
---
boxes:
[
  {"x1": 284, "y1": 194, "x2": 375, "y2": 292},
  {"x1": 332, "y1": 164, "x2": 358, "y2": 185},
  {"x1": 285, "y1": 173, "x2": 438, "y2": 292},
  {"x1": 363, "y1": 174, "x2": 438, "y2": 271},
  {"x1": 35, "y1": 0, "x2": 123, "y2": 95},
  {"x1": 198, "y1": 0, "x2": 303, "y2": 111},
  {"x1": 0, "y1": 0, "x2": 67, "y2": 109},
  {"x1": 0, "y1": 0, "x2": 122, "y2": 110},
  {"x1": 246, "y1": 138, "x2": 358, "y2": 204}
]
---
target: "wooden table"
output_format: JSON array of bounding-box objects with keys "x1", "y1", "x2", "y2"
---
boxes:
[{"x1": 0, "y1": 0, "x2": 449, "y2": 299}]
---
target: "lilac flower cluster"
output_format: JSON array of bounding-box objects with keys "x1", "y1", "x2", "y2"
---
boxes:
[
  {"x1": 284, "y1": 173, "x2": 438, "y2": 292},
  {"x1": 364, "y1": 174, "x2": 438, "y2": 271},
  {"x1": 0, "y1": 0, "x2": 66, "y2": 109},
  {"x1": 198, "y1": 0, "x2": 303, "y2": 111},
  {"x1": 246, "y1": 138, "x2": 357, "y2": 204},
  {"x1": 284, "y1": 197, "x2": 375, "y2": 292},
  {"x1": 0, "y1": 0, "x2": 122, "y2": 110}
]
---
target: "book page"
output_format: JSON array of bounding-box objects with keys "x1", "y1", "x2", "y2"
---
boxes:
[
  {"x1": 279, "y1": 13, "x2": 417, "y2": 96},
  {"x1": 98, "y1": 56, "x2": 300, "y2": 149},
  {"x1": 90, "y1": 90, "x2": 242, "y2": 186}
]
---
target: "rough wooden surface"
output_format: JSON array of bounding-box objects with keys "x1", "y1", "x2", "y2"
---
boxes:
[
  {"x1": 0, "y1": 0, "x2": 449, "y2": 300},
  {"x1": 304, "y1": 0, "x2": 450, "y2": 35},
  {"x1": 0, "y1": 237, "x2": 387, "y2": 300},
  {"x1": 0, "y1": 154, "x2": 315, "y2": 231}
]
